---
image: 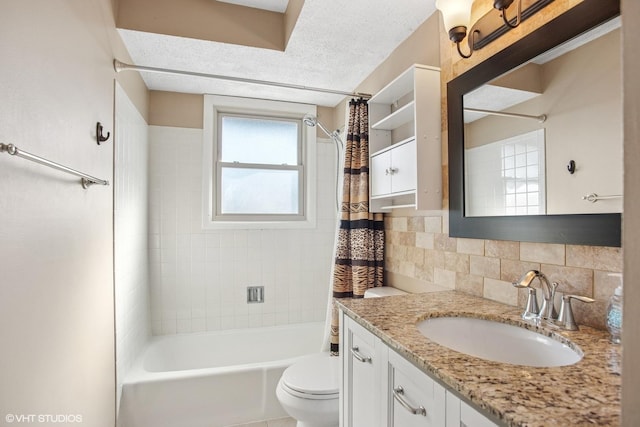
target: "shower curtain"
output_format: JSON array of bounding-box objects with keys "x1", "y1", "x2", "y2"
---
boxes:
[{"x1": 329, "y1": 99, "x2": 384, "y2": 355}]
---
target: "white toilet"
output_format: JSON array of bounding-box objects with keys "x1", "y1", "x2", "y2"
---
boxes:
[
  {"x1": 276, "y1": 286, "x2": 407, "y2": 427},
  {"x1": 276, "y1": 352, "x2": 340, "y2": 427}
]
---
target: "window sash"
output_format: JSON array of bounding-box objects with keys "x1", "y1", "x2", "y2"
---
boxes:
[
  {"x1": 217, "y1": 112, "x2": 302, "y2": 166},
  {"x1": 214, "y1": 161, "x2": 305, "y2": 221}
]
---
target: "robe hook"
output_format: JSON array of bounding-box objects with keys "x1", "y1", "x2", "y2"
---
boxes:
[{"x1": 96, "y1": 122, "x2": 110, "y2": 144}]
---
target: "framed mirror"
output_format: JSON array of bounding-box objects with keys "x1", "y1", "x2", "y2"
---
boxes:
[{"x1": 447, "y1": 0, "x2": 621, "y2": 247}]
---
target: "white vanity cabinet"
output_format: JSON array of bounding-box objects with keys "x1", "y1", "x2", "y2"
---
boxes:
[
  {"x1": 368, "y1": 64, "x2": 441, "y2": 212},
  {"x1": 341, "y1": 311, "x2": 498, "y2": 427},
  {"x1": 387, "y1": 348, "x2": 446, "y2": 426},
  {"x1": 446, "y1": 391, "x2": 498, "y2": 427},
  {"x1": 342, "y1": 315, "x2": 387, "y2": 427}
]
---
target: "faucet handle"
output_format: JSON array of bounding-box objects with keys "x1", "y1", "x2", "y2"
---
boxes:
[
  {"x1": 521, "y1": 287, "x2": 540, "y2": 320},
  {"x1": 557, "y1": 294, "x2": 595, "y2": 330}
]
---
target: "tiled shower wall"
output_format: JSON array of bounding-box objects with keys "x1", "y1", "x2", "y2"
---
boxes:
[
  {"x1": 114, "y1": 84, "x2": 150, "y2": 404},
  {"x1": 385, "y1": 210, "x2": 623, "y2": 330},
  {"x1": 148, "y1": 125, "x2": 337, "y2": 335}
]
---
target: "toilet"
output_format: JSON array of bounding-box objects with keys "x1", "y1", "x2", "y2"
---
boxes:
[{"x1": 276, "y1": 286, "x2": 407, "y2": 427}]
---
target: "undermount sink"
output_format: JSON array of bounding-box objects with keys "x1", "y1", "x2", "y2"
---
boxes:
[{"x1": 416, "y1": 316, "x2": 583, "y2": 367}]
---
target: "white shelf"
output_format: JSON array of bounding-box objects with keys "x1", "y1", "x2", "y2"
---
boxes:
[
  {"x1": 368, "y1": 67, "x2": 415, "y2": 104},
  {"x1": 371, "y1": 136, "x2": 415, "y2": 157},
  {"x1": 371, "y1": 101, "x2": 415, "y2": 131}
]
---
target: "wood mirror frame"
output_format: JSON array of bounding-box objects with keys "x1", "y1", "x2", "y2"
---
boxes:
[{"x1": 447, "y1": 0, "x2": 621, "y2": 247}]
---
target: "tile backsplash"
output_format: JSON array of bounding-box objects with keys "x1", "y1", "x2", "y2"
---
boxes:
[{"x1": 385, "y1": 210, "x2": 623, "y2": 330}]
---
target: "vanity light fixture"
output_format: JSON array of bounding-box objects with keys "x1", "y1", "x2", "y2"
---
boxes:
[
  {"x1": 435, "y1": 0, "x2": 476, "y2": 58},
  {"x1": 436, "y1": 0, "x2": 555, "y2": 59}
]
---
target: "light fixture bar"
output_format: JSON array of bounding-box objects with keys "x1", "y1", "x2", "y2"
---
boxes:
[
  {"x1": 464, "y1": 107, "x2": 546, "y2": 122},
  {"x1": 113, "y1": 60, "x2": 372, "y2": 99},
  {"x1": 469, "y1": 0, "x2": 555, "y2": 50}
]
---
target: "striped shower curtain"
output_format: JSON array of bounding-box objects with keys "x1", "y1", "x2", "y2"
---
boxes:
[{"x1": 330, "y1": 99, "x2": 385, "y2": 355}]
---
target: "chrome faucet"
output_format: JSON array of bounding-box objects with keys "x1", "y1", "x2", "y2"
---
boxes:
[
  {"x1": 512, "y1": 270, "x2": 558, "y2": 321},
  {"x1": 556, "y1": 294, "x2": 595, "y2": 330}
]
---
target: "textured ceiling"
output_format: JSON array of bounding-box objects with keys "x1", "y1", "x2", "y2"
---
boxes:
[{"x1": 118, "y1": 0, "x2": 438, "y2": 107}]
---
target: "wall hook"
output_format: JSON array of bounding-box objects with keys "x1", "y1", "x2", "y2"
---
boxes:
[
  {"x1": 567, "y1": 160, "x2": 576, "y2": 174},
  {"x1": 96, "y1": 122, "x2": 110, "y2": 145}
]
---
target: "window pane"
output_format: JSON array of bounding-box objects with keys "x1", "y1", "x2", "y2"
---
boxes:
[
  {"x1": 221, "y1": 167, "x2": 300, "y2": 214},
  {"x1": 221, "y1": 116, "x2": 299, "y2": 165}
]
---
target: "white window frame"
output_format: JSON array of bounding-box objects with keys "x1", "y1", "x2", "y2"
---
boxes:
[{"x1": 202, "y1": 94, "x2": 317, "y2": 229}]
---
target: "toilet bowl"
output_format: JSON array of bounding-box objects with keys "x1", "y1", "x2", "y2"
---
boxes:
[
  {"x1": 276, "y1": 352, "x2": 340, "y2": 427},
  {"x1": 277, "y1": 287, "x2": 407, "y2": 427}
]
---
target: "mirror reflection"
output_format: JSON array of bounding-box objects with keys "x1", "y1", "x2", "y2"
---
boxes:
[{"x1": 463, "y1": 18, "x2": 622, "y2": 217}]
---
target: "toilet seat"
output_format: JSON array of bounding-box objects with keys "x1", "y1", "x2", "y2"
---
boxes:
[{"x1": 280, "y1": 353, "x2": 339, "y2": 400}]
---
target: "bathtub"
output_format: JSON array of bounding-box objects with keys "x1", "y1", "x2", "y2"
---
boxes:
[{"x1": 118, "y1": 322, "x2": 325, "y2": 427}]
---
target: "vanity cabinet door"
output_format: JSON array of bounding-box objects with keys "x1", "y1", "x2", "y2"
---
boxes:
[
  {"x1": 446, "y1": 390, "x2": 498, "y2": 427},
  {"x1": 387, "y1": 349, "x2": 445, "y2": 427},
  {"x1": 342, "y1": 315, "x2": 386, "y2": 427}
]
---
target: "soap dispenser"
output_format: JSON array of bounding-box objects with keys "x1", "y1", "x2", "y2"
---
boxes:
[{"x1": 606, "y1": 285, "x2": 623, "y2": 344}]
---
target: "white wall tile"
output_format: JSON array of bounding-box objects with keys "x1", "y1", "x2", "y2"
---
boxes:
[
  {"x1": 148, "y1": 127, "x2": 336, "y2": 335},
  {"x1": 115, "y1": 84, "x2": 150, "y2": 405}
]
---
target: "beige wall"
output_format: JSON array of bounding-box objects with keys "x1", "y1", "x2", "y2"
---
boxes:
[
  {"x1": 622, "y1": 0, "x2": 640, "y2": 424},
  {"x1": 116, "y1": 0, "x2": 289, "y2": 51},
  {"x1": 148, "y1": 91, "x2": 337, "y2": 140},
  {"x1": 149, "y1": 91, "x2": 203, "y2": 129},
  {"x1": 0, "y1": 1, "x2": 147, "y2": 425}
]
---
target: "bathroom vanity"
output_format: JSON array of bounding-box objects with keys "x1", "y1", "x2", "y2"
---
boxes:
[{"x1": 337, "y1": 291, "x2": 621, "y2": 427}]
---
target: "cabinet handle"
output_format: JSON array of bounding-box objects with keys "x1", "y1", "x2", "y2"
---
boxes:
[
  {"x1": 389, "y1": 167, "x2": 398, "y2": 175},
  {"x1": 350, "y1": 346, "x2": 372, "y2": 363},
  {"x1": 392, "y1": 386, "x2": 427, "y2": 416}
]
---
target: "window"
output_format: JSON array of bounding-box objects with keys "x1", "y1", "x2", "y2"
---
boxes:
[
  {"x1": 465, "y1": 129, "x2": 545, "y2": 216},
  {"x1": 202, "y1": 95, "x2": 317, "y2": 229}
]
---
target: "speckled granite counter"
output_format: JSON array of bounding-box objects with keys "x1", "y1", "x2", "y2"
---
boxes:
[{"x1": 336, "y1": 290, "x2": 621, "y2": 427}]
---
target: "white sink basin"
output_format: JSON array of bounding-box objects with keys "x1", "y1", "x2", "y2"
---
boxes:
[{"x1": 416, "y1": 317, "x2": 582, "y2": 367}]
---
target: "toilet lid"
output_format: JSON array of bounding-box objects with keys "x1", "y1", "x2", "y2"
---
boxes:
[{"x1": 281, "y1": 353, "x2": 339, "y2": 396}]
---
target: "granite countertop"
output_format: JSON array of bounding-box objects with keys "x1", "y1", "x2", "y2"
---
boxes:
[{"x1": 336, "y1": 290, "x2": 621, "y2": 427}]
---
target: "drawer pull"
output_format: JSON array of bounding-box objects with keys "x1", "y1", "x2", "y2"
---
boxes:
[
  {"x1": 392, "y1": 386, "x2": 427, "y2": 416},
  {"x1": 350, "y1": 346, "x2": 372, "y2": 363}
]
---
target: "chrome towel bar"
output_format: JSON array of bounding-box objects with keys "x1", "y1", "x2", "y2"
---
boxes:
[
  {"x1": 0, "y1": 143, "x2": 109, "y2": 189},
  {"x1": 582, "y1": 193, "x2": 623, "y2": 203}
]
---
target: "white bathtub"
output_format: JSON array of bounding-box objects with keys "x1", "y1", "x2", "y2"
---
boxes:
[{"x1": 118, "y1": 322, "x2": 325, "y2": 427}]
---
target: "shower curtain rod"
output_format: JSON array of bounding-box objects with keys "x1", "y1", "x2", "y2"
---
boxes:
[
  {"x1": 464, "y1": 107, "x2": 547, "y2": 122},
  {"x1": 114, "y1": 60, "x2": 372, "y2": 99}
]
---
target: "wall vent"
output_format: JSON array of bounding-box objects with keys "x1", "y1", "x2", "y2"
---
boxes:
[{"x1": 247, "y1": 286, "x2": 264, "y2": 303}]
